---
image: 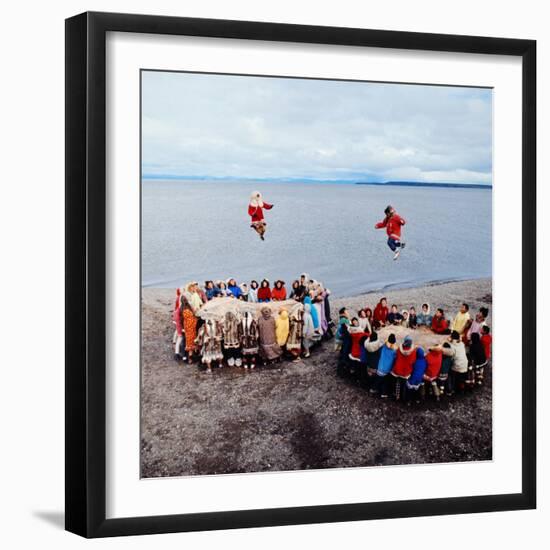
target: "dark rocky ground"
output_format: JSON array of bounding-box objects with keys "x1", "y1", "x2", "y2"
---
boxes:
[{"x1": 141, "y1": 279, "x2": 492, "y2": 478}]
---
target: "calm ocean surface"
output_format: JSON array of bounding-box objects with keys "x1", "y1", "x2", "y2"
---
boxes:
[{"x1": 141, "y1": 180, "x2": 492, "y2": 297}]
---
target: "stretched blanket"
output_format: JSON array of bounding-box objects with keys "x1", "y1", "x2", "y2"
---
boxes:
[{"x1": 197, "y1": 297, "x2": 303, "y2": 323}]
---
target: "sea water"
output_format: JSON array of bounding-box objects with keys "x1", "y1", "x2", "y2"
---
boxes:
[{"x1": 141, "y1": 180, "x2": 492, "y2": 297}]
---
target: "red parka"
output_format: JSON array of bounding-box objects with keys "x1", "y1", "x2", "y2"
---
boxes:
[
  {"x1": 424, "y1": 348, "x2": 443, "y2": 380},
  {"x1": 257, "y1": 286, "x2": 272, "y2": 301},
  {"x1": 481, "y1": 333, "x2": 492, "y2": 360},
  {"x1": 431, "y1": 315, "x2": 449, "y2": 334},
  {"x1": 375, "y1": 213, "x2": 406, "y2": 240},
  {"x1": 349, "y1": 330, "x2": 370, "y2": 360},
  {"x1": 248, "y1": 202, "x2": 273, "y2": 222},
  {"x1": 392, "y1": 346, "x2": 417, "y2": 378},
  {"x1": 373, "y1": 303, "x2": 389, "y2": 324},
  {"x1": 271, "y1": 286, "x2": 287, "y2": 301}
]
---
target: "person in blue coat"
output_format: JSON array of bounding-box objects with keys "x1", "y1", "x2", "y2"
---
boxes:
[
  {"x1": 303, "y1": 295, "x2": 320, "y2": 330},
  {"x1": 227, "y1": 278, "x2": 242, "y2": 299},
  {"x1": 375, "y1": 334, "x2": 398, "y2": 398},
  {"x1": 406, "y1": 346, "x2": 427, "y2": 403},
  {"x1": 204, "y1": 280, "x2": 221, "y2": 300}
]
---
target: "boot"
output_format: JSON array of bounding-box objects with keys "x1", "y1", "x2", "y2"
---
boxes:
[
  {"x1": 419, "y1": 383, "x2": 426, "y2": 402},
  {"x1": 395, "y1": 379, "x2": 401, "y2": 401},
  {"x1": 432, "y1": 381, "x2": 440, "y2": 401}
]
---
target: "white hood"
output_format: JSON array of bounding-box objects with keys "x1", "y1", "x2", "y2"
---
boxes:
[
  {"x1": 249, "y1": 191, "x2": 263, "y2": 208},
  {"x1": 398, "y1": 343, "x2": 415, "y2": 355}
]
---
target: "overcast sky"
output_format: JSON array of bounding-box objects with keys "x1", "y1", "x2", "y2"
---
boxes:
[{"x1": 142, "y1": 71, "x2": 492, "y2": 184}]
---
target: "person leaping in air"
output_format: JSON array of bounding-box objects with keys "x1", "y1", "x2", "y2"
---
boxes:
[
  {"x1": 375, "y1": 205, "x2": 406, "y2": 260},
  {"x1": 248, "y1": 191, "x2": 274, "y2": 241}
]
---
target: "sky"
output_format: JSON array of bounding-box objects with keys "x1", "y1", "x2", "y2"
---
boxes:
[{"x1": 141, "y1": 71, "x2": 493, "y2": 184}]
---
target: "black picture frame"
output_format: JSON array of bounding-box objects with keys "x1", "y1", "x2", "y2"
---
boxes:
[{"x1": 65, "y1": 11, "x2": 536, "y2": 538}]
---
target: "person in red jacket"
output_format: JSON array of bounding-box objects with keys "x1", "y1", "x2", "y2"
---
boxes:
[
  {"x1": 423, "y1": 345, "x2": 443, "y2": 399},
  {"x1": 391, "y1": 336, "x2": 417, "y2": 400},
  {"x1": 375, "y1": 205, "x2": 406, "y2": 260},
  {"x1": 257, "y1": 279, "x2": 272, "y2": 302},
  {"x1": 481, "y1": 325, "x2": 492, "y2": 361},
  {"x1": 248, "y1": 191, "x2": 274, "y2": 241},
  {"x1": 373, "y1": 297, "x2": 389, "y2": 329},
  {"x1": 271, "y1": 280, "x2": 287, "y2": 301},
  {"x1": 431, "y1": 308, "x2": 451, "y2": 334},
  {"x1": 347, "y1": 318, "x2": 370, "y2": 377}
]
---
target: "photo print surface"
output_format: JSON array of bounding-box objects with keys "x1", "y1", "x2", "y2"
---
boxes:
[{"x1": 140, "y1": 70, "x2": 493, "y2": 478}]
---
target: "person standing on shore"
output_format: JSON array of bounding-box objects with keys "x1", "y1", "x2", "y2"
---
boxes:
[
  {"x1": 375, "y1": 334, "x2": 398, "y2": 398},
  {"x1": 466, "y1": 307, "x2": 489, "y2": 344},
  {"x1": 240, "y1": 311, "x2": 259, "y2": 369},
  {"x1": 334, "y1": 307, "x2": 351, "y2": 351},
  {"x1": 287, "y1": 306, "x2": 304, "y2": 361},
  {"x1": 424, "y1": 345, "x2": 443, "y2": 399},
  {"x1": 443, "y1": 330, "x2": 469, "y2": 394},
  {"x1": 257, "y1": 307, "x2": 283, "y2": 364},
  {"x1": 302, "y1": 303, "x2": 316, "y2": 358},
  {"x1": 406, "y1": 346, "x2": 428, "y2": 403},
  {"x1": 364, "y1": 332, "x2": 384, "y2": 392},
  {"x1": 451, "y1": 303, "x2": 471, "y2": 337},
  {"x1": 182, "y1": 282, "x2": 202, "y2": 363},
  {"x1": 375, "y1": 205, "x2": 406, "y2": 260},
  {"x1": 222, "y1": 311, "x2": 243, "y2": 367},
  {"x1": 481, "y1": 325, "x2": 492, "y2": 362},
  {"x1": 172, "y1": 289, "x2": 186, "y2": 361},
  {"x1": 392, "y1": 335, "x2": 417, "y2": 400},
  {"x1": 248, "y1": 191, "x2": 274, "y2": 241},
  {"x1": 438, "y1": 342, "x2": 454, "y2": 396},
  {"x1": 275, "y1": 308, "x2": 290, "y2": 349},
  {"x1": 468, "y1": 332, "x2": 488, "y2": 387},
  {"x1": 196, "y1": 320, "x2": 224, "y2": 372}
]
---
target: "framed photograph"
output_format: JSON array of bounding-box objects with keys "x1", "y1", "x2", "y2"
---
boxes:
[{"x1": 65, "y1": 11, "x2": 536, "y2": 538}]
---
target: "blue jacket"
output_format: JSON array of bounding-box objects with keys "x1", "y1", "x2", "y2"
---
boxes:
[
  {"x1": 335, "y1": 316, "x2": 350, "y2": 342},
  {"x1": 227, "y1": 284, "x2": 242, "y2": 299},
  {"x1": 377, "y1": 344, "x2": 397, "y2": 376},
  {"x1": 206, "y1": 287, "x2": 221, "y2": 300},
  {"x1": 304, "y1": 296, "x2": 320, "y2": 329},
  {"x1": 407, "y1": 347, "x2": 427, "y2": 387},
  {"x1": 417, "y1": 312, "x2": 433, "y2": 326}
]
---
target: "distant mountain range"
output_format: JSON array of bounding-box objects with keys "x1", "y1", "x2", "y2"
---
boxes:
[
  {"x1": 142, "y1": 174, "x2": 491, "y2": 189},
  {"x1": 142, "y1": 174, "x2": 359, "y2": 184},
  {"x1": 355, "y1": 180, "x2": 492, "y2": 189}
]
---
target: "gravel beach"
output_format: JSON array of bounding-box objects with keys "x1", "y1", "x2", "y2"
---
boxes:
[{"x1": 141, "y1": 278, "x2": 492, "y2": 478}]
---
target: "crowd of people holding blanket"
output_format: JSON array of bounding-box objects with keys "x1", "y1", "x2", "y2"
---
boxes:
[
  {"x1": 172, "y1": 274, "x2": 335, "y2": 372},
  {"x1": 336, "y1": 298, "x2": 492, "y2": 403},
  {"x1": 171, "y1": 277, "x2": 492, "y2": 403}
]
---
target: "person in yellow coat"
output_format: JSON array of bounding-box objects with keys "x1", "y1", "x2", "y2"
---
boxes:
[
  {"x1": 450, "y1": 303, "x2": 471, "y2": 337},
  {"x1": 275, "y1": 308, "x2": 290, "y2": 350}
]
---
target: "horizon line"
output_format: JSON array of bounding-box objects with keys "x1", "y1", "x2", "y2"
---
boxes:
[{"x1": 141, "y1": 174, "x2": 492, "y2": 187}]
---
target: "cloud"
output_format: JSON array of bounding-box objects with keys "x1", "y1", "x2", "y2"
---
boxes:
[{"x1": 142, "y1": 71, "x2": 493, "y2": 184}]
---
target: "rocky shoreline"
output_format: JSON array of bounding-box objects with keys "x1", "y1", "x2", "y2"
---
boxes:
[{"x1": 141, "y1": 278, "x2": 492, "y2": 478}]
